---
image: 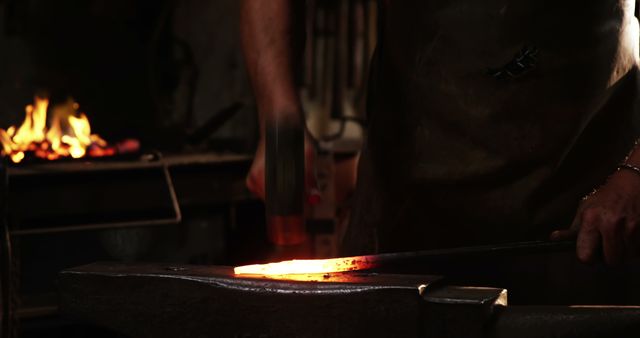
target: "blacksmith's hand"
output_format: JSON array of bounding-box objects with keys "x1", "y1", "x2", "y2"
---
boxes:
[{"x1": 551, "y1": 168, "x2": 640, "y2": 265}]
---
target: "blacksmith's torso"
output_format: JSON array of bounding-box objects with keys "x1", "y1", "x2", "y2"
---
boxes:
[{"x1": 344, "y1": 0, "x2": 640, "y2": 254}]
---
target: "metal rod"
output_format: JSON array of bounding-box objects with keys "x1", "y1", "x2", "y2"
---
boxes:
[
  {"x1": 300, "y1": 240, "x2": 576, "y2": 269},
  {"x1": 235, "y1": 240, "x2": 577, "y2": 276},
  {"x1": 186, "y1": 102, "x2": 243, "y2": 145},
  {"x1": 370, "y1": 240, "x2": 576, "y2": 262},
  {"x1": 1, "y1": 157, "x2": 15, "y2": 338}
]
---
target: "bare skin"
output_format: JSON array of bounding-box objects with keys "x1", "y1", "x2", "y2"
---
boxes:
[
  {"x1": 552, "y1": 157, "x2": 640, "y2": 265},
  {"x1": 241, "y1": 0, "x2": 640, "y2": 264},
  {"x1": 240, "y1": 0, "x2": 317, "y2": 201}
]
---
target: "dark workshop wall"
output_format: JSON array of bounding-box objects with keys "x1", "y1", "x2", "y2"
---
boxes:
[{"x1": 0, "y1": 0, "x2": 256, "y2": 152}]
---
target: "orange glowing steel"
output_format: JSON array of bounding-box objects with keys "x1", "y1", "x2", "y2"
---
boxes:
[
  {"x1": 0, "y1": 97, "x2": 115, "y2": 163},
  {"x1": 234, "y1": 256, "x2": 378, "y2": 276}
]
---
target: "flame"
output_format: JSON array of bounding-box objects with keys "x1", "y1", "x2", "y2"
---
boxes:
[
  {"x1": 0, "y1": 97, "x2": 114, "y2": 163},
  {"x1": 234, "y1": 255, "x2": 378, "y2": 277}
]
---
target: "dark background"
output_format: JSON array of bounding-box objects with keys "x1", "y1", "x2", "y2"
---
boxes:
[{"x1": 0, "y1": 0, "x2": 257, "y2": 152}]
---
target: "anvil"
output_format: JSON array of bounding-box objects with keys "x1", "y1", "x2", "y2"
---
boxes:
[{"x1": 58, "y1": 261, "x2": 640, "y2": 338}]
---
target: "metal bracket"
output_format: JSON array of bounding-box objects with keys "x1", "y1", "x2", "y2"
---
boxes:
[
  {"x1": 9, "y1": 163, "x2": 182, "y2": 236},
  {"x1": 1, "y1": 158, "x2": 16, "y2": 338}
]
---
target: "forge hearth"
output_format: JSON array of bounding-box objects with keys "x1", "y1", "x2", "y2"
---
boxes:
[
  {"x1": 3, "y1": 152, "x2": 252, "y2": 233},
  {"x1": 5, "y1": 154, "x2": 181, "y2": 235}
]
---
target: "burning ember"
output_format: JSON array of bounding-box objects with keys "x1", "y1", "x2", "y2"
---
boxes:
[
  {"x1": 234, "y1": 255, "x2": 378, "y2": 277},
  {"x1": 0, "y1": 97, "x2": 116, "y2": 163}
]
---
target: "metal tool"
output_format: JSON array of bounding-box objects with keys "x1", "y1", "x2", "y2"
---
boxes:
[
  {"x1": 58, "y1": 261, "x2": 640, "y2": 338},
  {"x1": 265, "y1": 121, "x2": 306, "y2": 245}
]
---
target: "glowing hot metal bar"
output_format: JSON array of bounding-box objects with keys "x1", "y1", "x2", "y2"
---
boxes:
[
  {"x1": 234, "y1": 241, "x2": 577, "y2": 277},
  {"x1": 234, "y1": 255, "x2": 379, "y2": 276}
]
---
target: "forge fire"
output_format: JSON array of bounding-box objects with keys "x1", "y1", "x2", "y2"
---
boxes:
[{"x1": 0, "y1": 96, "x2": 114, "y2": 163}]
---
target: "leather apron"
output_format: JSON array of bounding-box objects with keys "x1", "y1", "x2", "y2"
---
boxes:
[{"x1": 343, "y1": 0, "x2": 640, "y2": 255}]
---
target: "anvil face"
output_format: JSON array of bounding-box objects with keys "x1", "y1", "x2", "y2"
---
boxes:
[
  {"x1": 59, "y1": 263, "x2": 441, "y2": 338},
  {"x1": 59, "y1": 262, "x2": 640, "y2": 338}
]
